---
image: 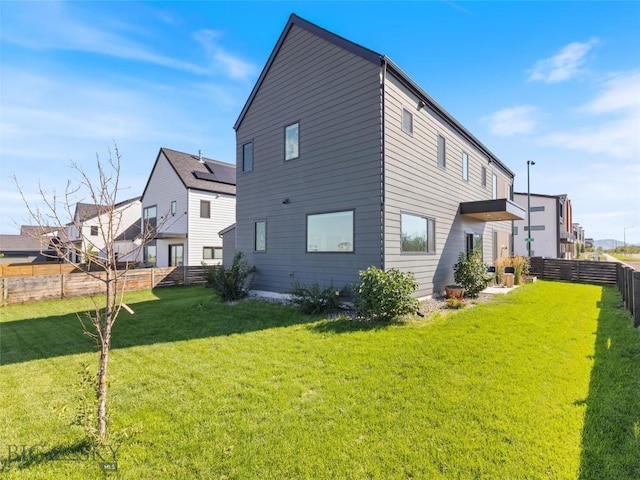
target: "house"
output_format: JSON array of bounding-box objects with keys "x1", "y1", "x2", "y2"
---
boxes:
[
  {"x1": 64, "y1": 197, "x2": 142, "y2": 264},
  {"x1": 512, "y1": 192, "x2": 575, "y2": 259},
  {"x1": 0, "y1": 226, "x2": 58, "y2": 264},
  {"x1": 572, "y1": 223, "x2": 585, "y2": 255},
  {"x1": 140, "y1": 148, "x2": 235, "y2": 267},
  {"x1": 230, "y1": 14, "x2": 524, "y2": 297}
]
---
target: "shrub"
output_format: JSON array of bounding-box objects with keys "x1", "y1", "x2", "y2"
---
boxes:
[
  {"x1": 445, "y1": 297, "x2": 465, "y2": 309},
  {"x1": 355, "y1": 266, "x2": 420, "y2": 321},
  {"x1": 288, "y1": 280, "x2": 348, "y2": 314},
  {"x1": 453, "y1": 247, "x2": 491, "y2": 298},
  {"x1": 205, "y1": 251, "x2": 256, "y2": 302}
]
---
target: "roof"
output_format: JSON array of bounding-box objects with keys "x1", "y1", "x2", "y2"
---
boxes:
[
  {"x1": 20, "y1": 225, "x2": 58, "y2": 236},
  {"x1": 72, "y1": 196, "x2": 141, "y2": 223},
  {"x1": 218, "y1": 223, "x2": 236, "y2": 237},
  {"x1": 114, "y1": 218, "x2": 142, "y2": 242},
  {"x1": 514, "y1": 192, "x2": 568, "y2": 200},
  {"x1": 141, "y1": 148, "x2": 236, "y2": 199},
  {"x1": 0, "y1": 234, "x2": 51, "y2": 253},
  {"x1": 234, "y1": 13, "x2": 514, "y2": 178}
]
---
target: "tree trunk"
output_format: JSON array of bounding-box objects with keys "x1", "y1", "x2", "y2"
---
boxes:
[{"x1": 97, "y1": 271, "x2": 115, "y2": 439}]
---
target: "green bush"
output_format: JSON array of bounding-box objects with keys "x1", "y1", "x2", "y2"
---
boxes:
[
  {"x1": 445, "y1": 297, "x2": 465, "y2": 309},
  {"x1": 288, "y1": 280, "x2": 348, "y2": 314},
  {"x1": 453, "y1": 247, "x2": 491, "y2": 298},
  {"x1": 355, "y1": 266, "x2": 420, "y2": 321},
  {"x1": 205, "y1": 251, "x2": 256, "y2": 302}
]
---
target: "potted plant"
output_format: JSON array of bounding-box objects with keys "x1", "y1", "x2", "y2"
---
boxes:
[
  {"x1": 453, "y1": 247, "x2": 491, "y2": 298},
  {"x1": 444, "y1": 284, "x2": 465, "y2": 299}
]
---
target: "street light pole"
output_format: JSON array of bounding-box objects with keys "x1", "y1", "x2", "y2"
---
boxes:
[
  {"x1": 527, "y1": 160, "x2": 535, "y2": 257},
  {"x1": 623, "y1": 226, "x2": 634, "y2": 252}
]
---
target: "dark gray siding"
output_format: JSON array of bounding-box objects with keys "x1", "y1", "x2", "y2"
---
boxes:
[
  {"x1": 235, "y1": 25, "x2": 383, "y2": 293},
  {"x1": 383, "y1": 74, "x2": 513, "y2": 297}
]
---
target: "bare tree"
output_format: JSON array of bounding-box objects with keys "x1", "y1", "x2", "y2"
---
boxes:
[{"x1": 13, "y1": 144, "x2": 173, "y2": 440}]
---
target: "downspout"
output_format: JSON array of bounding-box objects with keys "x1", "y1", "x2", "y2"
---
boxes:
[{"x1": 380, "y1": 59, "x2": 387, "y2": 270}]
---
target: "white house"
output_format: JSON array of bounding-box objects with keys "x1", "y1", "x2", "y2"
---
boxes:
[
  {"x1": 140, "y1": 148, "x2": 236, "y2": 267},
  {"x1": 513, "y1": 192, "x2": 575, "y2": 259},
  {"x1": 65, "y1": 197, "x2": 142, "y2": 264}
]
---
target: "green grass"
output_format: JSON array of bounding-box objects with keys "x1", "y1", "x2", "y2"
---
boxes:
[
  {"x1": 610, "y1": 253, "x2": 639, "y2": 262},
  {"x1": 1, "y1": 282, "x2": 639, "y2": 479}
]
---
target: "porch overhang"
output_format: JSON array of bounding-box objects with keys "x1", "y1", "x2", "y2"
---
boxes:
[
  {"x1": 154, "y1": 232, "x2": 187, "y2": 239},
  {"x1": 459, "y1": 198, "x2": 526, "y2": 222}
]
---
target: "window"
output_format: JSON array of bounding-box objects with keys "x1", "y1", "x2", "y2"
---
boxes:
[
  {"x1": 255, "y1": 220, "x2": 266, "y2": 252},
  {"x1": 307, "y1": 211, "x2": 353, "y2": 253},
  {"x1": 462, "y1": 152, "x2": 469, "y2": 181},
  {"x1": 465, "y1": 233, "x2": 483, "y2": 256},
  {"x1": 200, "y1": 200, "x2": 210, "y2": 218},
  {"x1": 481, "y1": 166, "x2": 487, "y2": 187},
  {"x1": 492, "y1": 173, "x2": 498, "y2": 199},
  {"x1": 171, "y1": 201, "x2": 177, "y2": 216},
  {"x1": 524, "y1": 225, "x2": 546, "y2": 231},
  {"x1": 143, "y1": 242, "x2": 157, "y2": 266},
  {"x1": 242, "y1": 142, "x2": 253, "y2": 172},
  {"x1": 90, "y1": 225, "x2": 98, "y2": 236},
  {"x1": 530, "y1": 206, "x2": 545, "y2": 212},
  {"x1": 169, "y1": 244, "x2": 184, "y2": 266},
  {"x1": 513, "y1": 226, "x2": 519, "y2": 235},
  {"x1": 401, "y1": 108, "x2": 413, "y2": 135},
  {"x1": 203, "y1": 246, "x2": 222, "y2": 259},
  {"x1": 401, "y1": 213, "x2": 435, "y2": 253},
  {"x1": 437, "y1": 135, "x2": 446, "y2": 168},
  {"x1": 143, "y1": 205, "x2": 157, "y2": 231},
  {"x1": 285, "y1": 122, "x2": 299, "y2": 160}
]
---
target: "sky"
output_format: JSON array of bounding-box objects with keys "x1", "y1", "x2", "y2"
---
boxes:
[{"x1": 1, "y1": 1, "x2": 639, "y2": 244}]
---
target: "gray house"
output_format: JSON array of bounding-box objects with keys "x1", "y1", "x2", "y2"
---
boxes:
[{"x1": 232, "y1": 14, "x2": 524, "y2": 297}]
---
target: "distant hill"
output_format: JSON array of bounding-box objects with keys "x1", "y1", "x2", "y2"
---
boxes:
[{"x1": 594, "y1": 239, "x2": 639, "y2": 249}]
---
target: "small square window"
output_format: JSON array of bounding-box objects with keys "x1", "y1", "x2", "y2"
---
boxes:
[
  {"x1": 285, "y1": 123, "x2": 299, "y2": 160},
  {"x1": 242, "y1": 142, "x2": 253, "y2": 172},
  {"x1": 401, "y1": 213, "x2": 436, "y2": 253},
  {"x1": 90, "y1": 226, "x2": 98, "y2": 236},
  {"x1": 437, "y1": 135, "x2": 446, "y2": 169},
  {"x1": 200, "y1": 200, "x2": 211, "y2": 218},
  {"x1": 402, "y1": 108, "x2": 413, "y2": 135}
]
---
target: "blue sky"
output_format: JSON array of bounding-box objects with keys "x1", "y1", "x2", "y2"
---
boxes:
[{"x1": 1, "y1": 1, "x2": 639, "y2": 244}]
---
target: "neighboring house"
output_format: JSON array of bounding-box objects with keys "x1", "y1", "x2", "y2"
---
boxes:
[
  {"x1": 573, "y1": 223, "x2": 585, "y2": 254},
  {"x1": 140, "y1": 148, "x2": 236, "y2": 267},
  {"x1": 65, "y1": 197, "x2": 142, "y2": 264},
  {"x1": 231, "y1": 14, "x2": 525, "y2": 297},
  {"x1": 512, "y1": 192, "x2": 575, "y2": 259},
  {"x1": 0, "y1": 226, "x2": 58, "y2": 264},
  {"x1": 585, "y1": 238, "x2": 595, "y2": 249}
]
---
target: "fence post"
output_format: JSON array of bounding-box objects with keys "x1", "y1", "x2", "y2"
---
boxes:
[
  {"x1": 633, "y1": 271, "x2": 640, "y2": 328},
  {"x1": 626, "y1": 267, "x2": 633, "y2": 312}
]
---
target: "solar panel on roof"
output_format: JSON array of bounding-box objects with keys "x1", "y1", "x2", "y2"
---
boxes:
[{"x1": 192, "y1": 169, "x2": 236, "y2": 185}]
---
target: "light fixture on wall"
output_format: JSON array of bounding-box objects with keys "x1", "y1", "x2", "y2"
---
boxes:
[
  {"x1": 418, "y1": 100, "x2": 426, "y2": 109},
  {"x1": 282, "y1": 198, "x2": 290, "y2": 204}
]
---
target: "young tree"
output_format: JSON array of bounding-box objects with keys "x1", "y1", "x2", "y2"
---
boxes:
[{"x1": 14, "y1": 144, "x2": 165, "y2": 441}]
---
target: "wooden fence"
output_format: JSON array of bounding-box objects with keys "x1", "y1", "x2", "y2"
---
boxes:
[
  {"x1": 0, "y1": 266, "x2": 208, "y2": 305},
  {"x1": 530, "y1": 257, "x2": 639, "y2": 327}
]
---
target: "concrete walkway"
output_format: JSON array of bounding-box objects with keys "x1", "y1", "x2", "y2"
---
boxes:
[{"x1": 482, "y1": 284, "x2": 519, "y2": 295}]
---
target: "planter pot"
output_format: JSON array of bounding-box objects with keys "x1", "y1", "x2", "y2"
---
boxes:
[{"x1": 445, "y1": 285, "x2": 465, "y2": 299}]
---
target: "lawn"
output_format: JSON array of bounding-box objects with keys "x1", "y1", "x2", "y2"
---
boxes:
[{"x1": 1, "y1": 281, "x2": 638, "y2": 479}]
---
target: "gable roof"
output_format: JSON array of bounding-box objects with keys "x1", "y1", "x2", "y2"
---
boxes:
[
  {"x1": 234, "y1": 13, "x2": 514, "y2": 178},
  {"x1": 141, "y1": 148, "x2": 236, "y2": 199},
  {"x1": 0, "y1": 234, "x2": 51, "y2": 253},
  {"x1": 71, "y1": 197, "x2": 141, "y2": 224}
]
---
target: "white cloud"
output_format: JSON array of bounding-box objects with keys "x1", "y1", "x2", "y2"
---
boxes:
[
  {"x1": 192, "y1": 30, "x2": 256, "y2": 80},
  {"x1": 527, "y1": 38, "x2": 599, "y2": 83},
  {"x1": 483, "y1": 105, "x2": 538, "y2": 136},
  {"x1": 542, "y1": 71, "x2": 640, "y2": 159}
]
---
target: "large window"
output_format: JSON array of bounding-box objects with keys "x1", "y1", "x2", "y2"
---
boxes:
[
  {"x1": 402, "y1": 108, "x2": 413, "y2": 135},
  {"x1": 307, "y1": 210, "x2": 353, "y2": 253},
  {"x1": 203, "y1": 246, "x2": 222, "y2": 260},
  {"x1": 242, "y1": 142, "x2": 253, "y2": 172},
  {"x1": 143, "y1": 242, "x2": 157, "y2": 266},
  {"x1": 462, "y1": 152, "x2": 469, "y2": 181},
  {"x1": 200, "y1": 200, "x2": 210, "y2": 218},
  {"x1": 401, "y1": 213, "x2": 435, "y2": 253},
  {"x1": 437, "y1": 134, "x2": 446, "y2": 169},
  {"x1": 169, "y1": 244, "x2": 184, "y2": 267},
  {"x1": 143, "y1": 205, "x2": 157, "y2": 232},
  {"x1": 285, "y1": 122, "x2": 299, "y2": 160},
  {"x1": 255, "y1": 220, "x2": 266, "y2": 252}
]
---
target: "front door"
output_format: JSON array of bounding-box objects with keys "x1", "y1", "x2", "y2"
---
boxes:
[{"x1": 169, "y1": 244, "x2": 184, "y2": 267}]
